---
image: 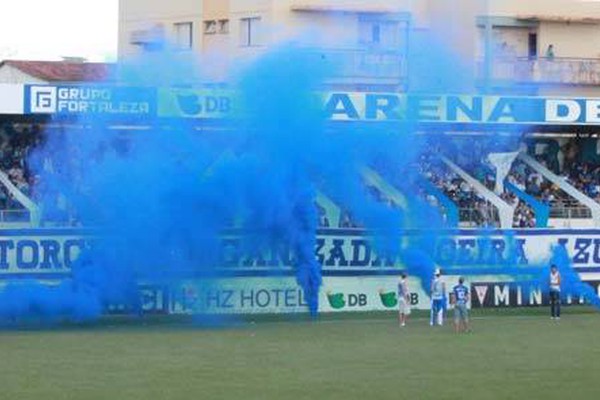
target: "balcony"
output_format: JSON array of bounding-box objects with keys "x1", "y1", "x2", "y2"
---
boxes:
[
  {"x1": 479, "y1": 57, "x2": 600, "y2": 86},
  {"x1": 308, "y1": 48, "x2": 407, "y2": 86}
]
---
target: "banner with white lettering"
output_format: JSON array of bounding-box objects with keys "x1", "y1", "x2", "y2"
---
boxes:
[
  {"x1": 470, "y1": 281, "x2": 600, "y2": 308},
  {"x1": 2, "y1": 229, "x2": 600, "y2": 279},
  {"x1": 9, "y1": 83, "x2": 600, "y2": 126},
  {"x1": 24, "y1": 85, "x2": 156, "y2": 117}
]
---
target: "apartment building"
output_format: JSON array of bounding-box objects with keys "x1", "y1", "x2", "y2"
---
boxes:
[
  {"x1": 480, "y1": 0, "x2": 600, "y2": 95},
  {"x1": 119, "y1": 0, "x2": 600, "y2": 94}
]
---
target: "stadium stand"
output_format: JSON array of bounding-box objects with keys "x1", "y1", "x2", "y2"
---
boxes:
[{"x1": 2, "y1": 120, "x2": 600, "y2": 230}]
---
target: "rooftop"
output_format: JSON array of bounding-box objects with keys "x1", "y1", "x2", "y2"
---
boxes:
[{"x1": 0, "y1": 60, "x2": 114, "y2": 82}]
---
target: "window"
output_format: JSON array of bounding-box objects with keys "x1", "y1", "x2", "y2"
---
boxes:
[
  {"x1": 240, "y1": 17, "x2": 261, "y2": 47},
  {"x1": 204, "y1": 19, "x2": 228, "y2": 35},
  {"x1": 359, "y1": 19, "x2": 402, "y2": 49},
  {"x1": 204, "y1": 20, "x2": 217, "y2": 35},
  {"x1": 528, "y1": 33, "x2": 538, "y2": 58},
  {"x1": 129, "y1": 24, "x2": 165, "y2": 51},
  {"x1": 372, "y1": 24, "x2": 381, "y2": 44},
  {"x1": 218, "y1": 19, "x2": 230, "y2": 34},
  {"x1": 174, "y1": 22, "x2": 193, "y2": 50}
]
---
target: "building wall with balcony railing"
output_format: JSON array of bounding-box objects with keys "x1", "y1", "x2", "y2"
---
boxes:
[
  {"x1": 477, "y1": 17, "x2": 600, "y2": 88},
  {"x1": 119, "y1": 0, "x2": 413, "y2": 87},
  {"x1": 118, "y1": 0, "x2": 600, "y2": 90},
  {"x1": 479, "y1": 57, "x2": 600, "y2": 88}
]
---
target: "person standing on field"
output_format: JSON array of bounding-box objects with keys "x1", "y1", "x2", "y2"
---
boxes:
[
  {"x1": 452, "y1": 277, "x2": 470, "y2": 333},
  {"x1": 549, "y1": 264, "x2": 561, "y2": 320},
  {"x1": 398, "y1": 273, "x2": 411, "y2": 327},
  {"x1": 430, "y1": 269, "x2": 446, "y2": 326}
]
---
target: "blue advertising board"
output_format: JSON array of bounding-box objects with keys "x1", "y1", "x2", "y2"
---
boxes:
[
  {"x1": 1, "y1": 228, "x2": 600, "y2": 279},
  {"x1": 11, "y1": 84, "x2": 600, "y2": 126},
  {"x1": 24, "y1": 84, "x2": 156, "y2": 117}
]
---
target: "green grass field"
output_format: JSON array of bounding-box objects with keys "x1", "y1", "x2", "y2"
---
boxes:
[{"x1": 2, "y1": 309, "x2": 600, "y2": 400}]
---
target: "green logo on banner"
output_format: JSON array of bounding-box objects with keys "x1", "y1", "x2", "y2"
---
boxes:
[
  {"x1": 327, "y1": 292, "x2": 346, "y2": 309},
  {"x1": 379, "y1": 290, "x2": 398, "y2": 308}
]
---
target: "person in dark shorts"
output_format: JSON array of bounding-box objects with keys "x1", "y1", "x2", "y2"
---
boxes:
[{"x1": 452, "y1": 277, "x2": 470, "y2": 333}]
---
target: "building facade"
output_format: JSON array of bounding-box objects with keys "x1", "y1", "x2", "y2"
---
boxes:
[{"x1": 118, "y1": 0, "x2": 600, "y2": 94}]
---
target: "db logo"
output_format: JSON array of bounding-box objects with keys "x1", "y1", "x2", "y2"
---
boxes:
[
  {"x1": 30, "y1": 86, "x2": 57, "y2": 113},
  {"x1": 347, "y1": 293, "x2": 367, "y2": 307},
  {"x1": 326, "y1": 292, "x2": 367, "y2": 309}
]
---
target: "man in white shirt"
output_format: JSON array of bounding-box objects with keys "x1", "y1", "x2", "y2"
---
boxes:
[
  {"x1": 430, "y1": 269, "x2": 446, "y2": 326},
  {"x1": 549, "y1": 264, "x2": 561, "y2": 320},
  {"x1": 398, "y1": 273, "x2": 411, "y2": 327}
]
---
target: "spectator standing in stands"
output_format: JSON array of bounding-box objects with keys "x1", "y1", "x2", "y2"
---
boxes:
[
  {"x1": 549, "y1": 264, "x2": 561, "y2": 320},
  {"x1": 545, "y1": 44, "x2": 555, "y2": 60}
]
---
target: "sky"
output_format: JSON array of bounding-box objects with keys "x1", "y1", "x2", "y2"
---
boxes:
[{"x1": 0, "y1": 0, "x2": 118, "y2": 62}]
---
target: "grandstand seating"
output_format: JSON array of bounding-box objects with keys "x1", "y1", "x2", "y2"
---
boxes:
[{"x1": 2, "y1": 122, "x2": 600, "y2": 229}]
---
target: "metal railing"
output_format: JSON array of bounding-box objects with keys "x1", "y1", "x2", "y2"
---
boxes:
[
  {"x1": 0, "y1": 209, "x2": 31, "y2": 223},
  {"x1": 549, "y1": 205, "x2": 592, "y2": 219},
  {"x1": 458, "y1": 207, "x2": 500, "y2": 228},
  {"x1": 479, "y1": 56, "x2": 600, "y2": 85},
  {"x1": 307, "y1": 48, "x2": 407, "y2": 82}
]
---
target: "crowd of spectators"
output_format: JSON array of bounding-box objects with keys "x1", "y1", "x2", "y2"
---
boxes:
[
  {"x1": 418, "y1": 152, "x2": 498, "y2": 227},
  {"x1": 0, "y1": 124, "x2": 40, "y2": 214},
  {"x1": 5, "y1": 123, "x2": 600, "y2": 228},
  {"x1": 0, "y1": 123, "x2": 96, "y2": 225},
  {"x1": 564, "y1": 162, "x2": 600, "y2": 202},
  {"x1": 557, "y1": 138, "x2": 600, "y2": 203},
  {"x1": 441, "y1": 139, "x2": 542, "y2": 228}
]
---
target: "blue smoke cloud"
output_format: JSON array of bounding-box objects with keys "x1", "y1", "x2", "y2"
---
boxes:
[
  {"x1": 1, "y1": 21, "x2": 598, "y2": 324},
  {"x1": 18, "y1": 42, "x2": 427, "y2": 321}
]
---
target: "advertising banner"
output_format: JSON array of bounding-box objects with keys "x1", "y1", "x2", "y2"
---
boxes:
[
  {"x1": 1, "y1": 82, "x2": 597, "y2": 126},
  {"x1": 323, "y1": 93, "x2": 600, "y2": 125},
  {"x1": 24, "y1": 85, "x2": 156, "y2": 117},
  {"x1": 157, "y1": 88, "x2": 234, "y2": 119},
  {"x1": 155, "y1": 88, "x2": 600, "y2": 126},
  {"x1": 135, "y1": 276, "x2": 433, "y2": 314},
  {"x1": 470, "y1": 280, "x2": 600, "y2": 308},
  {"x1": 0, "y1": 230, "x2": 88, "y2": 279},
  {"x1": 1, "y1": 228, "x2": 600, "y2": 314},
  {"x1": 2, "y1": 229, "x2": 600, "y2": 279}
]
